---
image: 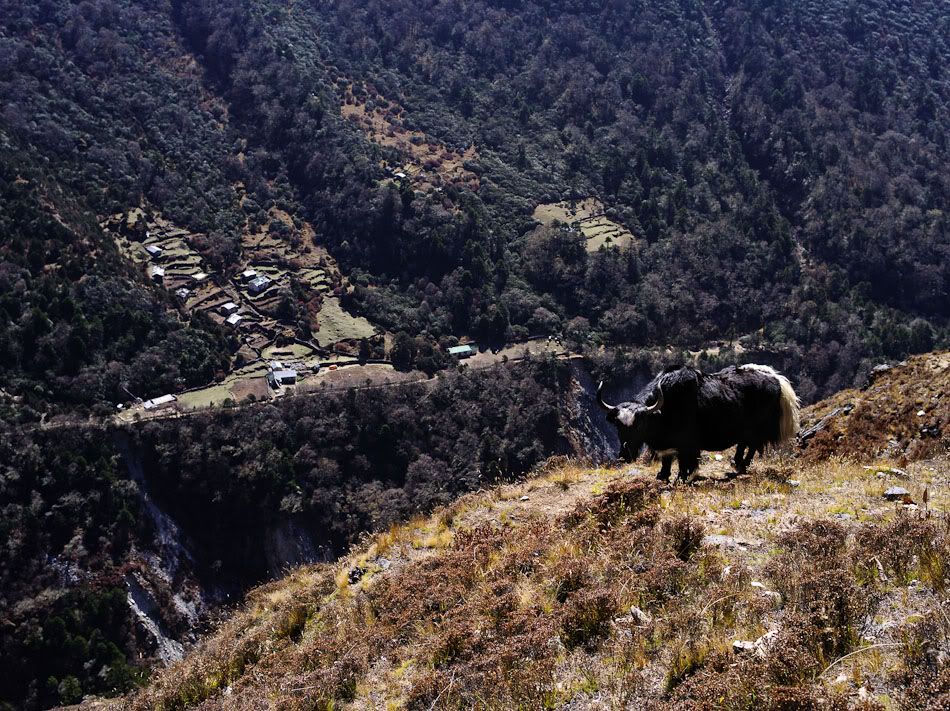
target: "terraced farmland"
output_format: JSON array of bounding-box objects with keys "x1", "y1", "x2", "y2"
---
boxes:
[
  {"x1": 339, "y1": 81, "x2": 479, "y2": 194},
  {"x1": 532, "y1": 197, "x2": 636, "y2": 252},
  {"x1": 315, "y1": 297, "x2": 377, "y2": 346}
]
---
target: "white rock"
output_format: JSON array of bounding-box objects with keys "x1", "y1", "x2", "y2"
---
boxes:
[
  {"x1": 883, "y1": 486, "x2": 911, "y2": 501},
  {"x1": 787, "y1": 479, "x2": 801, "y2": 487},
  {"x1": 630, "y1": 605, "x2": 653, "y2": 625},
  {"x1": 519, "y1": 495, "x2": 530, "y2": 501},
  {"x1": 834, "y1": 673, "x2": 848, "y2": 684},
  {"x1": 917, "y1": 410, "x2": 926, "y2": 417},
  {"x1": 714, "y1": 454, "x2": 723, "y2": 461},
  {"x1": 752, "y1": 630, "x2": 779, "y2": 657},
  {"x1": 732, "y1": 640, "x2": 756, "y2": 654}
]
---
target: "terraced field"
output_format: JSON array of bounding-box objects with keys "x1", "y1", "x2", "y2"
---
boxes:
[
  {"x1": 533, "y1": 197, "x2": 636, "y2": 252},
  {"x1": 315, "y1": 297, "x2": 377, "y2": 346},
  {"x1": 340, "y1": 82, "x2": 479, "y2": 194}
]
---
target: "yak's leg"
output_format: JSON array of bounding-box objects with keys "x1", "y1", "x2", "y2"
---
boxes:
[
  {"x1": 678, "y1": 450, "x2": 700, "y2": 482},
  {"x1": 742, "y1": 445, "x2": 757, "y2": 470},
  {"x1": 657, "y1": 455, "x2": 673, "y2": 482},
  {"x1": 733, "y1": 444, "x2": 747, "y2": 473}
]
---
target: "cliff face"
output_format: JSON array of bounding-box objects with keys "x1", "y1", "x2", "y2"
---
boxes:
[{"x1": 109, "y1": 355, "x2": 950, "y2": 710}]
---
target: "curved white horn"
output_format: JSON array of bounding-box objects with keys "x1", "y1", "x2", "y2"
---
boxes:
[
  {"x1": 645, "y1": 384, "x2": 664, "y2": 413},
  {"x1": 597, "y1": 381, "x2": 617, "y2": 412}
]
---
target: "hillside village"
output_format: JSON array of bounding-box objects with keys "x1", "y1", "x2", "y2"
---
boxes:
[
  {"x1": 98, "y1": 204, "x2": 581, "y2": 419},
  {"x1": 102, "y1": 206, "x2": 384, "y2": 412}
]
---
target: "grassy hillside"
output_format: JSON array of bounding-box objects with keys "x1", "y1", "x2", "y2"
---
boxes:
[{"x1": 114, "y1": 354, "x2": 950, "y2": 709}]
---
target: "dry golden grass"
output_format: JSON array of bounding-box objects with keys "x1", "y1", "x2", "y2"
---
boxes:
[{"x1": 104, "y1": 445, "x2": 950, "y2": 710}]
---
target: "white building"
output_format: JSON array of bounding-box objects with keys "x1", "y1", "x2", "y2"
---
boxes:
[
  {"x1": 148, "y1": 265, "x2": 165, "y2": 283},
  {"x1": 248, "y1": 275, "x2": 272, "y2": 295},
  {"x1": 267, "y1": 369, "x2": 297, "y2": 387},
  {"x1": 143, "y1": 394, "x2": 177, "y2": 410}
]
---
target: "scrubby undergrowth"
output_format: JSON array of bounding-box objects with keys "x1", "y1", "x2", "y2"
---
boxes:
[
  {"x1": 103, "y1": 445, "x2": 950, "y2": 710},
  {"x1": 799, "y1": 351, "x2": 949, "y2": 463}
]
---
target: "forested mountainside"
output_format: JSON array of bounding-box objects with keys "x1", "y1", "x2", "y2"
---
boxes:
[
  {"x1": 0, "y1": 0, "x2": 947, "y2": 414},
  {"x1": 0, "y1": 151, "x2": 231, "y2": 413}
]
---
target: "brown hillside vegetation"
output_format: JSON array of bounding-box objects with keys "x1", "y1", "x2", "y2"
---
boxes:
[
  {"x1": 799, "y1": 351, "x2": 950, "y2": 463},
  {"x1": 91, "y1": 358, "x2": 950, "y2": 711}
]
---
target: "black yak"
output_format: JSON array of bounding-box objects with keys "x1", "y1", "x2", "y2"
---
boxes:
[{"x1": 597, "y1": 364, "x2": 800, "y2": 482}]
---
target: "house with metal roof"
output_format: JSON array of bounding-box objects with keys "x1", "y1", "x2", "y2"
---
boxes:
[
  {"x1": 266, "y1": 369, "x2": 297, "y2": 387},
  {"x1": 143, "y1": 394, "x2": 177, "y2": 410},
  {"x1": 148, "y1": 265, "x2": 165, "y2": 283},
  {"x1": 447, "y1": 344, "x2": 476, "y2": 359},
  {"x1": 248, "y1": 275, "x2": 272, "y2": 295}
]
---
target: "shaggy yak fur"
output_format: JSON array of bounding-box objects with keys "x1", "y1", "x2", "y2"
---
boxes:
[{"x1": 598, "y1": 364, "x2": 800, "y2": 482}]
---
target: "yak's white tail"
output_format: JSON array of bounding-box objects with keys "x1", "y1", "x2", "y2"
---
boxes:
[{"x1": 741, "y1": 364, "x2": 801, "y2": 443}]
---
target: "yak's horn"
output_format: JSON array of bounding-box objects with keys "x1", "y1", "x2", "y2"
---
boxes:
[
  {"x1": 597, "y1": 381, "x2": 617, "y2": 411},
  {"x1": 646, "y1": 385, "x2": 664, "y2": 413}
]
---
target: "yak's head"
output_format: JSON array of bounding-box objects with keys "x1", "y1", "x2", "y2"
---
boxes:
[{"x1": 597, "y1": 381, "x2": 664, "y2": 462}]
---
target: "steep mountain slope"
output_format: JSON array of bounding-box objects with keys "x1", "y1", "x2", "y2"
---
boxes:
[
  {"x1": 0, "y1": 144, "x2": 232, "y2": 416},
  {"x1": 113, "y1": 354, "x2": 950, "y2": 710},
  {"x1": 0, "y1": 358, "x2": 585, "y2": 710},
  {"x1": 800, "y1": 351, "x2": 950, "y2": 462}
]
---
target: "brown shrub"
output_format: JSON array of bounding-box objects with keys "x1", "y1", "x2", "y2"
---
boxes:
[
  {"x1": 766, "y1": 520, "x2": 876, "y2": 679},
  {"x1": 775, "y1": 519, "x2": 848, "y2": 559},
  {"x1": 564, "y1": 478, "x2": 661, "y2": 529},
  {"x1": 857, "y1": 513, "x2": 950, "y2": 591},
  {"x1": 662, "y1": 515, "x2": 705, "y2": 561},
  {"x1": 668, "y1": 651, "x2": 761, "y2": 705},
  {"x1": 551, "y1": 558, "x2": 592, "y2": 603},
  {"x1": 407, "y1": 611, "x2": 559, "y2": 709},
  {"x1": 889, "y1": 614, "x2": 950, "y2": 710},
  {"x1": 560, "y1": 588, "x2": 618, "y2": 650}
]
